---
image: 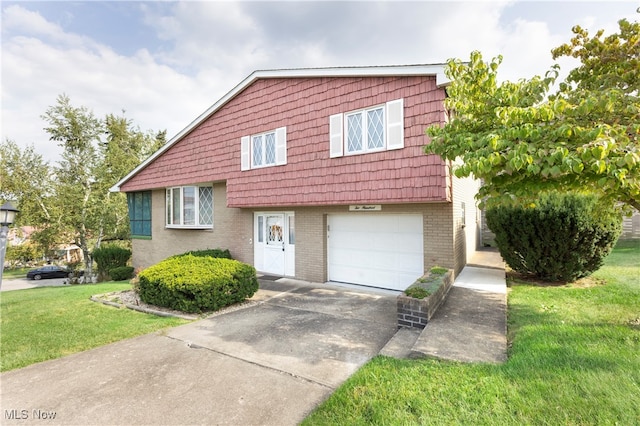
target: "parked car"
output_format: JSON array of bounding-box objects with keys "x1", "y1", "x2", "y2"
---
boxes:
[{"x1": 26, "y1": 265, "x2": 74, "y2": 280}]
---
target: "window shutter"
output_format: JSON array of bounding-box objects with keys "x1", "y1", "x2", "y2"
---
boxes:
[
  {"x1": 329, "y1": 113, "x2": 344, "y2": 158},
  {"x1": 241, "y1": 136, "x2": 250, "y2": 170},
  {"x1": 275, "y1": 127, "x2": 287, "y2": 165},
  {"x1": 386, "y1": 99, "x2": 404, "y2": 150}
]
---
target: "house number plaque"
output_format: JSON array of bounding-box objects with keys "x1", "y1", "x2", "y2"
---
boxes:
[{"x1": 349, "y1": 205, "x2": 382, "y2": 211}]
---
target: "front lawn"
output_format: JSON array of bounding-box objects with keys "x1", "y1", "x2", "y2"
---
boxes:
[
  {"x1": 0, "y1": 282, "x2": 189, "y2": 372},
  {"x1": 303, "y1": 240, "x2": 640, "y2": 425}
]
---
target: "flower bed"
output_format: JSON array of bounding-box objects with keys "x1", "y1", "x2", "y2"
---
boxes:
[{"x1": 397, "y1": 267, "x2": 453, "y2": 329}]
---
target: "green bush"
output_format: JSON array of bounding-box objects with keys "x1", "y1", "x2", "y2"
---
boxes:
[
  {"x1": 109, "y1": 266, "x2": 135, "y2": 281},
  {"x1": 405, "y1": 287, "x2": 431, "y2": 299},
  {"x1": 137, "y1": 255, "x2": 258, "y2": 313},
  {"x1": 93, "y1": 245, "x2": 132, "y2": 280},
  {"x1": 170, "y1": 248, "x2": 232, "y2": 260},
  {"x1": 486, "y1": 193, "x2": 622, "y2": 282}
]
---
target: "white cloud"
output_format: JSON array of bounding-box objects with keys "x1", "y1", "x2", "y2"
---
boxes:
[
  {"x1": 1, "y1": 5, "x2": 217, "y2": 163},
  {"x1": 2, "y1": 1, "x2": 637, "y2": 165}
]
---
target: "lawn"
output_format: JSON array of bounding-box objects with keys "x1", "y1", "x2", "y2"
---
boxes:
[
  {"x1": 0, "y1": 282, "x2": 189, "y2": 372},
  {"x1": 303, "y1": 240, "x2": 640, "y2": 425}
]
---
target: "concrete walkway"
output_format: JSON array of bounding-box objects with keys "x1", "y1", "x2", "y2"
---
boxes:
[
  {"x1": 381, "y1": 248, "x2": 508, "y2": 363},
  {"x1": 413, "y1": 249, "x2": 507, "y2": 363}
]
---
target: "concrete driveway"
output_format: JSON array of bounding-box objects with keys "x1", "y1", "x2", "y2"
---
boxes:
[
  {"x1": 1, "y1": 277, "x2": 69, "y2": 292},
  {"x1": 0, "y1": 279, "x2": 398, "y2": 425}
]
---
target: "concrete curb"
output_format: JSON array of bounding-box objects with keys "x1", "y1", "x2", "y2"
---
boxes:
[{"x1": 90, "y1": 293, "x2": 199, "y2": 321}]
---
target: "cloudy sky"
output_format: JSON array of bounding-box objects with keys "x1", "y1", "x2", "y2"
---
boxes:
[{"x1": 2, "y1": 1, "x2": 638, "y2": 164}]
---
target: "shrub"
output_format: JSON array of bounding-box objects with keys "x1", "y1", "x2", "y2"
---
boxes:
[
  {"x1": 170, "y1": 248, "x2": 232, "y2": 260},
  {"x1": 137, "y1": 255, "x2": 258, "y2": 313},
  {"x1": 109, "y1": 266, "x2": 135, "y2": 281},
  {"x1": 405, "y1": 287, "x2": 431, "y2": 299},
  {"x1": 430, "y1": 266, "x2": 448, "y2": 275},
  {"x1": 93, "y1": 245, "x2": 132, "y2": 280},
  {"x1": 486, "y1": 193, "x2": 622, "y2": 282}
]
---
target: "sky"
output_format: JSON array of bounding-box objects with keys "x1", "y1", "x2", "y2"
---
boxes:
[{"x1": 2, "y1": 0, "x2": 638, "y2": 164}]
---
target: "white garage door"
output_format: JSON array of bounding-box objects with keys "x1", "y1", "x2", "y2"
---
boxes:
[{"x1": 328, "y1": 214, "x2": 424, "y2": 290}]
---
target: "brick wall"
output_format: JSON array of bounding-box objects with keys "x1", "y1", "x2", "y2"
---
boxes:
[
  {"x1": 131, "y1": 182, "x2": 253, "y2": 271},
  {"x1": 294, "y1": 203, "x2": 458, "y2": 283},
  {"x1": 131, "y1": 185, "x2": 463, "y2": 286}
]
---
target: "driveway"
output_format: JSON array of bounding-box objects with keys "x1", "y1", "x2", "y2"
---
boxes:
[
  {"x1": 0, "y1": 279, "x2": 398, "y2": 425},
  {"x1": 1, "y1": 277, "x2": 68, "y2": 292}
]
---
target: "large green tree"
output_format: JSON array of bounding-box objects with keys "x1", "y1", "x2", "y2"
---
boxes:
[
  {"x1": 42, "y1": 94, "x2": 104, "y2": 277},
  {"x1": 0, "y1": 140, "x2": 61, "y2": 258},
  {"x1": 39, "y1": 96, "x2": 164, "y2": 277},
  {"x1": 425, "y1": 19, "x2": 639, "y2": 211},
  {"x1": 3, "y1": 97, "x2": 164, "y2": 274}
]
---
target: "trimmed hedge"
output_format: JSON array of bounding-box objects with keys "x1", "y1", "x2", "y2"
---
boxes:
[
  {"x1": 137, "y1": 255, "x2": 258, "y2": 313},
  {"x1": 486, "y1": 193, "x2": 622, "y2": 282},
  {"x1": 109, "y1": 266, "x2": 134, "y2": 281},
  {"x1": 170, "y1": 248, "x2": 232, "y2": 260}
]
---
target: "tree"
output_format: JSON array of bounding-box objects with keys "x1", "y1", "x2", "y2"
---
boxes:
[
  {"x1": 40, "y1": 96, "x2": 166, "y2": 278},
  {"x1": 42, "y1": 94, "x2": 104, "y2": 277},
  {"x1": 425, "y1": 19, "x2": 640, "y2": 211},
  {"x1": 0, "y1": 140, "x2": 62, "y2": 257},
  {"x1": 95, "y1": 114, "x2": 165, "y2": 244}
]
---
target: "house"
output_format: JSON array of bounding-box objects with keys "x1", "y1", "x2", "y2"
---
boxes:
[{"x1": 111, "y1": 65, "x2": 481, "y2": 291}]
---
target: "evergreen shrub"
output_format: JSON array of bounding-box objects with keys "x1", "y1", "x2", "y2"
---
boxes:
[
  {"x1": 137, "y1": 255, "x2": 258, "y2": 313},
  {"x1": 109, "y1": 266, "x2": 135, "y2": 281},
  {"x1": 170, "y1": 248, "x2": 232, "y2": 260},
  {"x1": 93, "y1": 245, "x2": 131, "y2": 280},
  {"x1": 486, "y1": 193, "x2": 622, "y2": 282}
]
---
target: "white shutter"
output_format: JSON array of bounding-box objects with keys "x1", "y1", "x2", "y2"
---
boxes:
[
  {"x1": 386, "y1": 99, "x2": 404, "y2": 150},
  {"x1": 275, "y1": 127, "x2": 287, "y2": 165},
  {"x1": 241, "y1": 136, "x2": 250, "y2": 170},
  {"x1": 329, "y1": 113, "x2": 344, "y2": 158}
]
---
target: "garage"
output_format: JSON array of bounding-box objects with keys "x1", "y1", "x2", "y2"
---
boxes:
[{"x1": 327, "y1": 214, "x2": 424, "y2": 290}]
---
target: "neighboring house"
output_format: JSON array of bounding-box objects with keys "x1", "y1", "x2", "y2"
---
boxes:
[{"x1": 112, "y1": 65, "x2": 481, "y2": 291}]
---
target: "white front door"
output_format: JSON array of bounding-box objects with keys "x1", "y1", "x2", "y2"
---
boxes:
[{"x1": 254, "y1": 212, "x2": 295, "y2": 276}]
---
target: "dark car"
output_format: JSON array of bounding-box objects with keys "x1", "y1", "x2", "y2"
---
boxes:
[{"x1": 26, "y1": 265, "x2": 73, "y2": 280}]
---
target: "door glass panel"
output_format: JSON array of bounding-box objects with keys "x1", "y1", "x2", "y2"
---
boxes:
[
  {"x1": 288, "y1": 216, "x2": 295, "y2": 245},
  {"x1": 266, "y1": 215, "x2": 283, "y2": 245},
  {"x1": 258, "y1": 216, "x2": 264, "y2": 243}
]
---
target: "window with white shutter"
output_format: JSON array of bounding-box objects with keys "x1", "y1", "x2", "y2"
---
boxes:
[
  {"x1": 240, "y1": 127, "x2": 287, "y2": 170},
  {"x1": 329, "y1": 99, "x2": 404, "y2": 157}
]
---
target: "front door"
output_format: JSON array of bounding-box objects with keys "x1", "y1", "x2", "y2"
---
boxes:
[{"x1": 254, "y1": 212, "x2": 295, "y2": 276}]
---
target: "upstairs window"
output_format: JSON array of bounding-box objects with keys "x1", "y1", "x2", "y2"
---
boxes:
[
  {"x1": 166, "y1": 186, "x2": 213, "y2": 228},
  {"x1": 127, "y1": 191, "x2": 151, "y2": 238},
  {"x1": 330, "y1": 99, "x2": 404, "y2": 158},
  {"x1": 241, "y1": 127, "x2": 287, "y2": 171}
]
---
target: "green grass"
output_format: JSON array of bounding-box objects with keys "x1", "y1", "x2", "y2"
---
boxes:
[
  {"x1": 2, "y1": 267, "x2": 29, "y2": 279},
  {"x1": 0, "y1": 282, "x2": 189, "y2": 372},
  {"x1": 304, "y1": 240, "x2": 640, "y2": 425}
]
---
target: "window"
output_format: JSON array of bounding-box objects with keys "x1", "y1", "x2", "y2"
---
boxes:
[
  {"x1": 330, "y1": 98, "x2": 404, "y2": 158},
  {"x1": 252, "y1": 131, "x2": 276, "y2": 167},
  {"x1": 241, "y1": 127, "x2": 287, "y2": 170},
  {"x1": 127, "y1": 191, "x2": 152, "y2": 238},
  {"x1": 346, "y1": 105, "x2": 385, "y2": 154},
  {"x1": 166, "y1": 186, "x2": 213, "y2": 228}
]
